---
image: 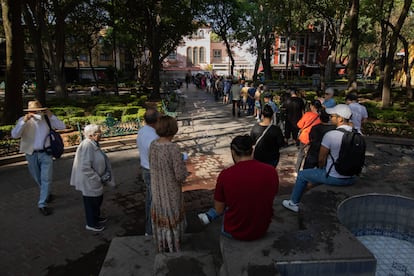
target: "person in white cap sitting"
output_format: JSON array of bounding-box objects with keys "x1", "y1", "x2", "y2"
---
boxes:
[
  {"x1": 11, "y1": 100, "x2": 65, "y2": 216},
  {"x1": 282, "y1": 104, "x2": 356, "y2": 212}
]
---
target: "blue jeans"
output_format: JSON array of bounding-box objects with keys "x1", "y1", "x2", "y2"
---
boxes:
[
  {"x1": 291, "y1": 168, "x2": 356, "y2": 203},
  {"x1": 142, "y1": 168, "x2": 152, "y2": 235},
  {"x1": 26, "y1": 151, "x2": 53, "y2": 208},
  {"x1": 205, "y1": 208, "x2": 232, "y2": 238},
  {"x1": 83, "y1": 195, "x2": 103, "y2": 227}
]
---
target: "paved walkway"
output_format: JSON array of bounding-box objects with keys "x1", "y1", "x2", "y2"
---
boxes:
[
  {"x1": 0, "y1": 84, "x2": 295, "y2": 275},
  {"x1": 0, "y1": 84, "x2": 413, "y2": 275}
]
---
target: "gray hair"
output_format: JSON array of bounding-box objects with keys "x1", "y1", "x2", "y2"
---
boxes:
[
  {"x1": 84, "y1": 124, "x2": 101, "y2": 138},
  {"x1": 325, "y1": 87, "x2": 334, "y2": 95}
]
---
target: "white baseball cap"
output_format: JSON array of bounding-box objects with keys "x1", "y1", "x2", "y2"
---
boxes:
[{"x1": 326, "y1": 104, "x2": 352, "y2": 119}]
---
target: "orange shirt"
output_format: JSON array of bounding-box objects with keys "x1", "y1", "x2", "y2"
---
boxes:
[{"x1": 297, "y1": 112, "x2": 321, "y2": 144}]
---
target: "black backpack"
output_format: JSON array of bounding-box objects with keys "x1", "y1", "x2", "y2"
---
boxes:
[
  {"x1": 328, "y1": 128, "x2": 366, "y2": 176},
  {"x1": 44, "y1": 115, "x2": 64, "y2": 159}
]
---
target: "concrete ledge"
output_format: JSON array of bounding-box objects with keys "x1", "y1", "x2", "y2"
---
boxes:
[
  {"x1": 219, "y1": 183, "x2": 377, "y2": 276},
  {"x1": 99, "y1": 236, "x2": 156, "y2": 276},
  {"x1": 154, "y1": 251, "x2": 217, "y2": 276},
  {"x1": 99, "y1": 219, "x2": 223, "y2": 276},
  {"x1": 365, "y1": 135, "x2": 414, "y2": 146}
]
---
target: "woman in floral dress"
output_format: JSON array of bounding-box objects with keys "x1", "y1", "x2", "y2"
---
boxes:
[{"x1": 149, "y1": 115, "x2": 189, "y2": 252}]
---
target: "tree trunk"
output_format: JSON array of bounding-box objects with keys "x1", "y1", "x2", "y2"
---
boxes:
[
  {"x1": 1, "y1": 0, "x2": 24, "y2": 124},
  {"x1": 325, "y1": 54, "x2": 336, "y2": 82},
  {"x1": 44, "y1": 7, "x2": 67, "y2": 98},
  {"x1": 263, "y1": 36, "x2": 273, "y2": 81},
  {"x1": 223, "y1": 39, "x2": 235, "y2": 77},
  {"x1": 23, "y1": 2, "x2": 47, "y2": 106},
  {"x1": 381, "y1": 0, "x2": 412, "y2": 107},
  {"x1": 399, "y1": 36, "x2": 412, "y2": 101},
  {"x1": 150, "y1": 32, "x2": 161, "y2": 99},
  {"x1": 377, "y1": 22, "x2": 387, "y2": 97},
  {"x1": 88, "y1": 47, "x2": 98, "y2": 85},
  {"x1": 382, "y1": 62, "x2": 392, "y2": 106},
  {"x1": 285, "y1": 36, "x2": 290, "y2": 80},
  {"x1": 347, "y1": 0, "x2": 360, "y2": 91}
]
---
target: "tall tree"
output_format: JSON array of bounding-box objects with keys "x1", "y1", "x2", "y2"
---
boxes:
[
  {"x1": 1, "y1": 0, "x2": 24, "y2": 124},
  {"x1": 199, "y1": 0, "x2": 242, "y2": 77},
  {"x1": 238, "y1": 0, "x2": 287, "y2": 82},
  {"x1": 40, "y1": 0, "x2": 84, "y2": 97},
  {"x1": 111, "y1": 0, "x2": 199, "y2": 98},
  {"x1": 379, "y1": 0, "x2": 412, "y2": 107},
  {"x1": 66, "y1": 0, "x2": 109, "y2": 87}
]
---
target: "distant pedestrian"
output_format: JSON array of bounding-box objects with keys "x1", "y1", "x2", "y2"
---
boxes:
[
  {"x1": 250, "y1": 105, "x2": 285, "y2": 167},
  {"x1": 247, "y1": 83, "x2": 256, "y2": 116},
  {"x1": 284, "y1": 89, "x2": 305, "y2": 146},
  {"x1": 240, "y1": 81, "x2": 249, "y2": 111},
  {"x1": 230, "y1": 79, "x2": 242, "y2": 117},
  {"x1": 223, "y1": 76, "x2": 232, "y2": 104},
  {"x1": 198, "y1": 135, "x2": 279, "y2": 241},
  {"x1": 263, "y1": 93, "x2": 279, "y2": 125},
  {"x1": 345, "y1": 93, "x2": 368, "y2": 134},
  {"x1": 11, "y1": 100, "x2": 66, "y2": 216},
  {"x1": 70, "y1": 124, "x2": 116, "y2": 231},
  {"x1": 254, "y1": 84, "x2": 263, "y2": 121},
  {"x1": 136, "y1": 108, "x2": 160, "y2": 236},
  {"x1": 185, "y1": 70, "x2": 191, "y2": 89},
  {"x1": 321, "y1": 87, "x2": 336, "y2": 108},
  {"x1": 215, "y1": 77, "x2": 224, "y2": 101},
  {"x1": 149, "y1": 115, "x2": 189, "y2": 252},
  {"x1": 303, "y1": 109, "x2": 336, "y2": 169},
  {"x1": 295, "y1": 100, "x2": 322, "y2": 172}
]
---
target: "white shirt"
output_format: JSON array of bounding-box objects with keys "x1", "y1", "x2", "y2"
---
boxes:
[
  {"x1": 11, "y1": 114, "x2": 65, "y2": 154},
  {"x1": 348, "y1": 102, "x2": 368, "y2": 134},
  {"x1": 321, "y1": 125, "x2": 353, "y2": 178},
  {"x1": 137, "y1": 125, "x2": 159, "y2": 169}
]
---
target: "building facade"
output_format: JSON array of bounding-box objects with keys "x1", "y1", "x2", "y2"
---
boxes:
[
  {"x1": 272, "y1": 29, "x2": 326, "y2": 77},
  {"x1": 162, "y1": 26, "x2": 255, "y2": 80}
]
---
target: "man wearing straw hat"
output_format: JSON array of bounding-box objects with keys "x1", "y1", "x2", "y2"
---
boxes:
[{"x1": 11, "y1": 100, "x2": 65, "y2": 216}]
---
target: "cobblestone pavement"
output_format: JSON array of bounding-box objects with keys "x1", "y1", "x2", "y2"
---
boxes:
[{"x1": 0, "y1": 84, "x2": 413, "y2": 275}]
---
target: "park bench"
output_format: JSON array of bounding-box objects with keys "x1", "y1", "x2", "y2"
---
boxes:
[
  {"x1": 77, "y1": 115, "x2": 142, "y2": 141},
  {"x1": 101, "y1": 114, "x2": 142, "y2": 138},
  {"x1": 161, "y1": 100, "x2": 178, "y2": 118}
]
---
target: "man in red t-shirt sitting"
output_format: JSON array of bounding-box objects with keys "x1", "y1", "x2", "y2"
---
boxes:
[{"x1": 198, "y1": 135, "x2": 279, "y2": 241}]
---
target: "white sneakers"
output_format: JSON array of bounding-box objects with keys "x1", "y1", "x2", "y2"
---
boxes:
[
  {"x1": 198, "y1": 213, "x2": 211, "y2": 225},
  {"x1": 86, "y1": 225, "x2": 105, "y2": 232},
  {"x1": 282, "y1": 200, "x2": 299, "y2": 213}
]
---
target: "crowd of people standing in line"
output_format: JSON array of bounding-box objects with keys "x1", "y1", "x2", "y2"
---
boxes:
[{"x1": 11, "y1": 78, "x2": 369, "y2": 253}]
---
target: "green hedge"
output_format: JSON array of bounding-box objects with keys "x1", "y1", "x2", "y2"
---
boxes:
[
  {"x1": 365, "y1": 122, "x2": 414, "y2": 138},
  {"x1": 0, "y1": 125, "x2": 14, "y2": 137},
  {"x1": 50, "y1": 106, "x2": 84, "y2": 117},
  {"x1": 63, "y1": 116, "x2": 106, "y2": 129}
]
